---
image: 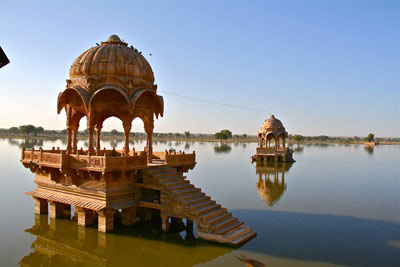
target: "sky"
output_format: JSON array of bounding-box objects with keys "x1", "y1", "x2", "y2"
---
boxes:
[{"x1": 0, "y1": 0, "x2": 398, "y2": 137}]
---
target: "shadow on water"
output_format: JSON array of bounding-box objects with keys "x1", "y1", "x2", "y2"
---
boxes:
[
  {"x1": 232, "y1": 209, "x2": 400, "y2": 267},
  {"x1": 20, "y1": 215, "x2": 233, "y2": 267}
]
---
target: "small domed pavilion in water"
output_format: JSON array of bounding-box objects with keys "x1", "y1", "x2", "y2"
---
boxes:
[
  {"x1": 21, "y1": 35, "x2": 255, "y2": 246},
  {"x1": 253, "y1": 115, "x2": 295, "y2": 162}
]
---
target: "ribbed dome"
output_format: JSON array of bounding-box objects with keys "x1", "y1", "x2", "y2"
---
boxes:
[
  {"x1": 260, "y1": 115, "x2": 285, "y2": 133},
  {"x1": 69, "y1": 35, "x2": 154, "y2": 84}
]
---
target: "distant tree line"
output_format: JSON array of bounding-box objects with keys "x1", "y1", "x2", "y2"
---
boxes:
[{"x1": 1, "y1": 126, "x2": 398, "y2": 143}]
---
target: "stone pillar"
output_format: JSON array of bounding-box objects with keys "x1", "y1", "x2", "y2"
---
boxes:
[
  {"x1": 123, "y1": 121, "x2": 132, "y2": 156},
  {"x1": 67, "y1": 127, "x2": 72, "y2": 154},
  {"x1": 49, "y1": 201, "x2": 64, "y2": 219},
  {"x1": 161, "y1": 215, "x2": 170, "y2": 232},
  {"x1": 97, "y1": 209, "x2": 115, "y2": 232},
  {"x1": 88, "y1": 125, "x2": 95, "y2": 155},
  {"x1": 145, "y1": 121, "x2": 154, "y2": 163},
  {"x1": 72, "y1": 129, "x2": 78, "y2": 153},
  {"x1": 77, "y1": 207, "x2": 94, "y2": 227},
  {"x1": 121, "y1": 207, "x2": 139, "y2": 226},
  {"x1": 95, "y1": 126, "x2": 102, "y2": 154},
  {"x1": 34, "y1": 197, "x2": 48, "y2": 214},
  {"x1": 259, "y1": 137, "x2": 263, "y2": 148}
]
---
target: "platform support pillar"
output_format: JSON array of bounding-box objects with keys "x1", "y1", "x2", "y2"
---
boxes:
[
  {"x1": 49, "y1": 201, "x2": 64, "y2": 219},
  {"x1": 161, "y1": 215, "x2": 170, "y2": 232},
  {"x1": 33, "y1": 197, "x2": 48, "y2": 214},
  {"x1": 77, "y1": 207, "x2": 94, "y2": 227},
  {"x1": 97, "y1": 209, "x2": 115, "y2": 232}
]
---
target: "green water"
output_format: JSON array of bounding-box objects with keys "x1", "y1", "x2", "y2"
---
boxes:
[{"x1": 0, "y1": 138, "x2": 399, "y2": 266}]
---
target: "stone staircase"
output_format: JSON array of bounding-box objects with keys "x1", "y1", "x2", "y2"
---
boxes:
[{"x1": 142, "y1": 166, "x2": 256, "y2": 246}]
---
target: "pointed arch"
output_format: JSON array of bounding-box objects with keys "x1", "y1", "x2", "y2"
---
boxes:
[{"x1": 57, "y1": 87, "x2": 89, "y2": 114}]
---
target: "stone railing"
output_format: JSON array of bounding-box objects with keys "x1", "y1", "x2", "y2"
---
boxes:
[
  {"x1": 256, "y1": 147, "x2": 290, "y2": 154},
  {"x1": 21, "y1": 148, "x2": 147, "y2": 172},
  {"x1": 21, "y1": 148, "x2": 66, "y2": 168},
  {"x1": 161, "y1": 150, "x2": 196, "y2": 166}
]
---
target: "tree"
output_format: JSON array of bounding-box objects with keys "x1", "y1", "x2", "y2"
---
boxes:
[
  {"x1": 184, "y1": 131, "x2": 190, "y2": 139},
  {"x1": 35, "y1": 126, "x2": 44, "y2": 135},
  {"x1": 220, "y1": 129, "x2": 232, "y2": 139},
  {"x1": 19, "y1": 125, "x2": 36, "y2": 136},
  {"x1": 293, "y1": 134, "x2": 304, "y2": 147},
  {"x1": 60, "y1": 129, "x2": 68, "y2": 135},
  {"x1": 365, "y1": 133, "x2": 375, "y2": 143},
  {"x1": 242, "y1": 134, "x2": 247, "y2": 139},
  {"x1": 9, "y1": 127, "x2": 19, "y2": 134},
  {"x1": 111, "y1": 129, "x2": 118, "y2": 137},
  {"x1": 214, "y1": 129, "x2": 232, "y2": 143}
]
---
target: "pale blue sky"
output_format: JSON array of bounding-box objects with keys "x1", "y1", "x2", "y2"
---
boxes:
[{"x1": 0, "y1": 0, "x2": 398, "y2": 137}]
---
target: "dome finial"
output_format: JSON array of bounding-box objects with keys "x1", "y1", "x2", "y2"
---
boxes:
[
  {"x1": 271, "y1": 114, "x2": 275, "y2": 119},
  {"x1": 107, "y1": 34, "x2": 121, "y2": 42}
]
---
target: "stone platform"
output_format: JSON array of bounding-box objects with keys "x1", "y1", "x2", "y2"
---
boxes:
[{"x1": 22, "y1": 148, "x2": 256, "y2": 246}]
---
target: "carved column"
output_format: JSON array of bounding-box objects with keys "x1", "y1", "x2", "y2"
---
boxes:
[
  {"x1": 259, "y1": 137, "x2": 263, "y2": 148},
  {"x1": 66, "y1": 127, "x2": 72, "y2": 154},
  {"x1": 88, "y1": 125, "x2": 95, "y2": 155},
  {"x1": 95, "y1": 125, "x2": 102, "y2": 153},
  {"x1": 123, "y1": 121, "x2": 132, "y2": 156},
  {"x1": 145, "y1": 121, "x2": 154, "y2": 163}
]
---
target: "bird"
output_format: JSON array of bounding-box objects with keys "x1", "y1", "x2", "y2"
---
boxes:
[
  {"x1": 130, "y1": 45, "x2": 134, "y2": 49},
  {"x1": 96, "y1": 43, "x2": 100, "y2": 46},
  {"x1": 149, "y1": 53, "x2": 152, "y2": 56}
]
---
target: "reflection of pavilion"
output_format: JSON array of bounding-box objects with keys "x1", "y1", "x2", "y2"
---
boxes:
[
  {"x1": 255, "y1": 161, "x2": 293, "y2": 206},
  {"x1": 20, "y1": 215, "x2": 232, "y2": 266}
]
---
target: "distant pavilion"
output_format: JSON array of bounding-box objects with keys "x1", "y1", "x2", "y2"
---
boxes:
[{"x1": 253, "y1": 115, "x2": 295, "y2": 162}]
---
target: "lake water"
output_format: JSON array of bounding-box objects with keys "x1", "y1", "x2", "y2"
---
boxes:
[{"x1": 0, "y1": 138, "x2": 399, "y2": 266}]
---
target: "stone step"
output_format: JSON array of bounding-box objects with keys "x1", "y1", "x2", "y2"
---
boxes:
[
  {"x1": 173, "y1": 187, "x2": 201, "y2": 196},
  {"x1": 216, "y1": 221, "x2": 244, "y2": 235},
  {"x1": 177, "y1": 191, "x2": 205, "y2": 201},
  {"x1": 200, "y1": 207, "x2": 227, "y2": 220},
  {"x1": 156, "y1": 175, "x2": 185, "y2": 183},
  {"x1": 212, "y1": 216, "x2": 238, "y2": 230},
  {"x1": 168, "y1": 183, "x2": 192, "y2": 190},
  {"x1": 192, "y1": 203, "x2": 221, "y2": 216},
  {"x1": 162, "y1": 180, "x2": 189, "y2": 187},
  {"x1": 231, "y1": 230, "x2": 257, "y2": 246},
  {"x1": 223, "y1": 225, "x2": 251, "y2": 241},
  {"x1": 180, "y1": 194, "x2": 209, "y2": 203},
  {"x1": 206, "y1": 212, "x2": 232, "y2": 225},
  {"x1": 145, "y1": 168, "x2": 176, "y2": 174},
  {"x1": 189, "y1": 199, "x2": 216, "y2": 210},
  {"x1": 148, "y1": 171, "x2": 178, "y2": 178}
]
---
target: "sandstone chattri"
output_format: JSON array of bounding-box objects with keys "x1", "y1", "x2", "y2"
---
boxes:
[{"x1": 21, "y1": 35, "x2": 256, "y2": 246}]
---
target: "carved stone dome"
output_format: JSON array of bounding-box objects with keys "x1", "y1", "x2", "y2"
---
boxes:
[
  {"x1": 260, "y1": 115, "x2": 285, "y2": 134},
  {"x1": 68, "y1": 34, "x2": 155, "y2": 91}
]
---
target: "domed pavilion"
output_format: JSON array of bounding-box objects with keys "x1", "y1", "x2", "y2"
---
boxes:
[
  {"x1": 253, "y1": 115, "x2": 294, "y2": 162},
  {"x1": 21, "y1": 35, "x2": 255, "y2": 246},
  {"x1": 58, "y1": 34, "x2": 163, "y2": 161}
]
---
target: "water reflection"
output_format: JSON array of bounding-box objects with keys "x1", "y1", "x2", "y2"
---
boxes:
[
  {"x1": 213, "y1": 144, "x2": 232, "y2": 154},
  {"x1": 364, "y1": 146, "x2": 374, "y2": 155},
  {"x1": 7, "y1": 138, "x2": 44, "y2": 149},
  {"x1": 20, "y1": 215, "x2": 232, "y2": 267},
  {"x1": 255, "y1": 162, "x2": 293, "y2": 206}
]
